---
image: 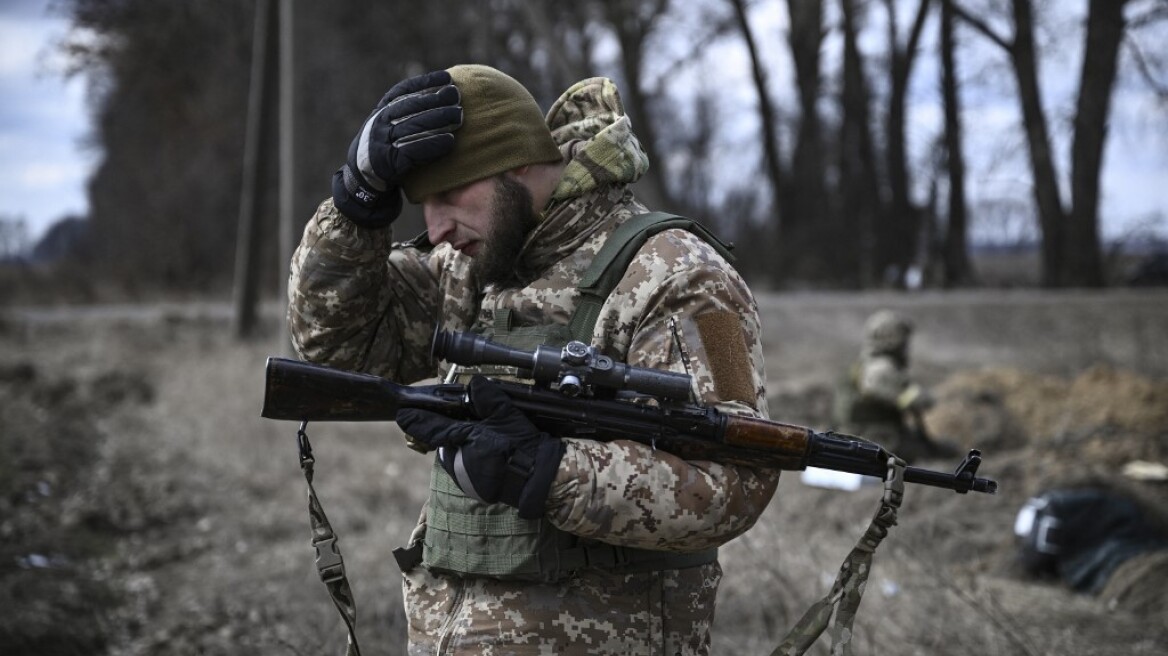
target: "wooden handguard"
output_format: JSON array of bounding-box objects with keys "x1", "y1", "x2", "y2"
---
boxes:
[{"x1": 721, "y1": 415, "x2": 812, "y2": 470}]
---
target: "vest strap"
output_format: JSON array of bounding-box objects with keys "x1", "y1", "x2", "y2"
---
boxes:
[{"x1": 567, "y1": 212, "x2": 735, "y2": 343}]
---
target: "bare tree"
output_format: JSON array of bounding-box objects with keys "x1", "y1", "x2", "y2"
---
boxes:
[
  {"x1": 953, "y1": 0, "x2": 1130, "y2": 287},
  {"x1": 724, "y1": 0, "x2": 789, "y2": 281},
  {"x1": 1067, "y1": 0, "x2": 1129, "y2": 286},
  {"x1": 838, "y1": 0, "x2": 886, "y2": 287},
  {"x1": 785, "y1": 0, "x2": 831, "y2": 281},
  {"x1": 939, "y1": 0, "x2": 975, "y2": 285},
  {"x1": 728, "y1": 0, "x2": 786, "y2": 270},
  {"x1": 879, "y1": 0, "x2": 933, "y2": 286},
  {"x1": 1124, "y1": 0, "x2": 1168, "y2": 100}
]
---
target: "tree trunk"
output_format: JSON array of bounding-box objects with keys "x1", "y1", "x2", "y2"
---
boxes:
[
  {"x1": 1067, "y1": 0, "x2": 1128, "y2": 287},
  {"x1": 952, "y1": 0, "x2": 1070, "y2": 286},
  {"x1": 881, "y1": 0, "x2": 932, "y2": 287},
  {"x1": 233, "y1": 0, "x2": 279, "y2": 339},
  {"x1": 939, "y1": 0, "x2": 974, "y2": 286},
  {"x1": 839, "y1": 0, "x2": 885, "y2": 287},
  {"x1": 1010, "y1": 0, "x2": 1069, "y2": 286},
  {"x1": 786, "y1": 0, "x2": 829, "y2": 280},
  {"x1": 728, "y1": 0, "x2": 787, "y2": 283}
]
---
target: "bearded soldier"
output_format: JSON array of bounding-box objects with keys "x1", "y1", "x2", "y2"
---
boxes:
[{"x1": 288, "y1": 65, "x2": 778, "y2": 655}]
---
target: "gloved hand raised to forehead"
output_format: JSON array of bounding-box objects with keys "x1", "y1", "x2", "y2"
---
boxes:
[
  {"x1": 396, "y1": 376, "x2": 565, "y2": 519},
  {"x1": 332, "y1": 70, "x2": 462, "y2": 228}
]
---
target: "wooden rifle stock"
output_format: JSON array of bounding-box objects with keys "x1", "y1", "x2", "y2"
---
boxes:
[{"x1": 261, "y1": 357, "x2": 465, "y2": 422}]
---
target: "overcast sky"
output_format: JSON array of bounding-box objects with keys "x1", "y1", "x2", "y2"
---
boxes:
[
  {"x1": 0, "y1": 0, "x2": 1165, "y2": 247},
  {"x1": 0, "y1": 0, "x2": 94, "y2": 246}
]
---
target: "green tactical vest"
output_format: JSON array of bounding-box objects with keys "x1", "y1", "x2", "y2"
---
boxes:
[{"x1": 420, "y1": 212, "x2": 734, "y2": 582}]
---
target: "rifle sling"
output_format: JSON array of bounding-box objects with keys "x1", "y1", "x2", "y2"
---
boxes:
[
  {"x1": 297, "y1": 422, "x2": 362, "y2": 656},
  {"x1": 771, "y1": 456, "x2": 907, "y2": 656}
]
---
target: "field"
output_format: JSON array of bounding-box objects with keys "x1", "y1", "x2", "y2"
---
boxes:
[{"x1": 2, "y1": 290, "x2": 1167, "y2": 655}]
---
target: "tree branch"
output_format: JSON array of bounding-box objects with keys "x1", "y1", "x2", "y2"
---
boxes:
[
  {"x1": 1127, "y1": 1, "x2": 1168, "y2": 30},
  {"x1": 1124, "y1": 33, "x2": 1168, "y2": 101},
  {"x1": 907, "y1": 0, "x2": 933, "y2": 58},
  {"x1": 947, "y1": 0, "x2": 1013, "y2": 53}
]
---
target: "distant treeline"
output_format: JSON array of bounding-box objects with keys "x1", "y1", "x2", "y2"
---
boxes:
[{"x1": 49, "y1": 0, "x2": 1165, "y2": 293}]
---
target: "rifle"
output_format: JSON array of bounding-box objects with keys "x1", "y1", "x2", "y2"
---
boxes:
[{"x1": 262, "y1": 330, "x2": 996, "y2": 495}]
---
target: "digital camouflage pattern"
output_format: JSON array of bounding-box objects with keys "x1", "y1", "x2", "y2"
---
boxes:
[
  {"x1": 402, "y1": 556, "x2": 722, "y2": 655},
  {"x1": 289, "y1": 75, "x2": 778, "y2": 655}
]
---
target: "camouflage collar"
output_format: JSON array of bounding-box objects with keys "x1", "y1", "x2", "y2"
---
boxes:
[{"x1": 513, "y1": 185, "x2": 632, "y2": 283}]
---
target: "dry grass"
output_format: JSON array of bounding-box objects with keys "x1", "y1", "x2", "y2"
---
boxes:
[{"x1": 2, "y1": 290, "x2": 1167, "y2": 655}]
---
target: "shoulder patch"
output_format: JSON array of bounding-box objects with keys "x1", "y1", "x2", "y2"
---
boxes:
[{"x1": 694, "y1": 310, "x2": 756, "y2": 406}]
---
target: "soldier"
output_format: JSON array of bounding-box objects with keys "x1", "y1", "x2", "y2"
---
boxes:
[
  {"x1": 832, "y1": 309, "x2": 953, "y2": 462},
  {"x1": 288, "y1": 65, "x2": 778, "y2": 655}
]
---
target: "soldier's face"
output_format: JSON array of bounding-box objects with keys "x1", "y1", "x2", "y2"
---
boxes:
[
  {"x1": 422, "y1": 177, "x2": 499, "y2": 256},
  {"x1": 421, "y1": 174, "x2": 537, "y2": 287}
]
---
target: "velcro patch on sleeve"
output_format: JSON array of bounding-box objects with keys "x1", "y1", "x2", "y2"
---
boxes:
[{"x1": 694, "y1": 310, "x2": 756, "y2": 405}]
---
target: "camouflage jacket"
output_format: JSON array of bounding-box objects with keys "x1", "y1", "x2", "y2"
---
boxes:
[{"x1": 289, "y1": 77, "x2": 778, "y2": 655}]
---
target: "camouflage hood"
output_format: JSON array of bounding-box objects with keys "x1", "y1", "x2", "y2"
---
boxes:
[
  {"x1": 509, "y1": 77, "x2": 650, "y2": 283},
  {"x1": 546, "y1": 77, "x2": 650, "y2": 201}
]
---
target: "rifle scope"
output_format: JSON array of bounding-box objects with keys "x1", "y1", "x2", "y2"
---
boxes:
[{"x1": 432, "y1": 330, "x2": 694, "y2": 402}]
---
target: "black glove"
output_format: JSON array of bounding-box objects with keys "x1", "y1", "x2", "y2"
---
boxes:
[
  {"x1": 396, "y1": 376, "x2": 565, "y2": 519},
  {"x1": 332, "y1": 70, "x2": 463, "y2": 228}
]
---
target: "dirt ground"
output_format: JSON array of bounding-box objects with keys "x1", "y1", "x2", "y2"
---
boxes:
[{"x1": 2, "y1": 290, "x2": 1167, "y2": 655}]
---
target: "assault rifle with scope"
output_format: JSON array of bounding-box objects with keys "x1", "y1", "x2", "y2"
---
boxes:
[{"x1": 262, "y1": 330, "x2": 997, "y2": 495}]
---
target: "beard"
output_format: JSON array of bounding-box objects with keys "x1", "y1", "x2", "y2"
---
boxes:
[{"x1": 469, "y1": 174, "x2": 538, "y2": 289}]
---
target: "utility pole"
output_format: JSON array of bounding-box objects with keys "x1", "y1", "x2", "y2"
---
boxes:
[
  {"x1": 278, "y1": 0, "x2": 297, "y2": 353},
  {"x1": 231, "y1": 0, "x2": 277, "y2": 339},
  {"x1": 232, "y1": 0, "x2": 296, "y2": 350}
]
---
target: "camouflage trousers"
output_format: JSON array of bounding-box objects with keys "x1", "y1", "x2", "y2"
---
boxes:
[{"x1": 402, "y1": 561, "x2": 723, "y2": 655}]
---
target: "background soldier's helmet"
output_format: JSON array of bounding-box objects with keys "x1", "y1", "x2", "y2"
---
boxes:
[{"x1": 863, "y1": 310, "x2": 913, "y2": 355}]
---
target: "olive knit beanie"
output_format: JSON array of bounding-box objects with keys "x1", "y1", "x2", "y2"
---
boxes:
[{"x1": 400, "y1": 65, "x2": 563, "y2": 203}]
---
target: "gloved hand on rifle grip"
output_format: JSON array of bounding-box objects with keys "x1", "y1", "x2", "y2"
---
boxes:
[
  {"x1": 396, "y1": 376, "x2": 565, "y2": 519},
  {"x1": 332, "y1": 70, "x2": 463, "y2": 228}
]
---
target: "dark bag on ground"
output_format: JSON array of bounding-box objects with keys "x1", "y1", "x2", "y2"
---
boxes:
[{"x1": 1014, "y1": 487, "x2": 1168, "y2": 593}]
